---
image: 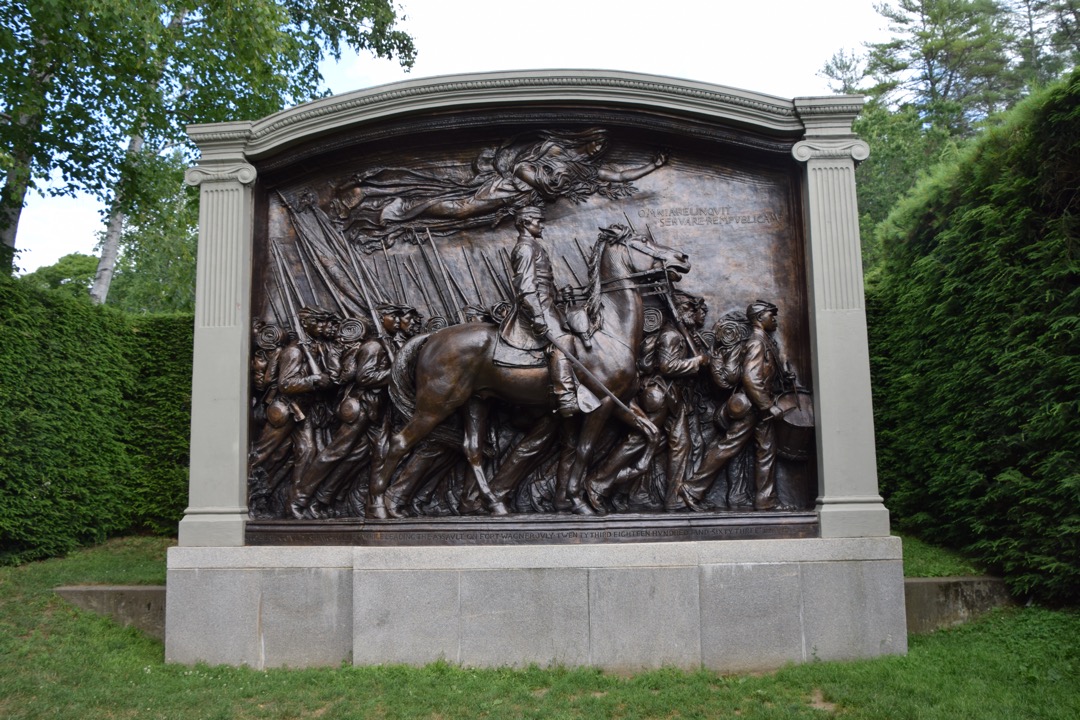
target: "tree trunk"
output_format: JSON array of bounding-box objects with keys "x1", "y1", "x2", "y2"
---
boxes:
[
  {"x1": 0, "y1": 153, "x2": 32, "y2": 275},
  {"x1": 90, "y1": 134, "x2": 144, "y2": 304}
]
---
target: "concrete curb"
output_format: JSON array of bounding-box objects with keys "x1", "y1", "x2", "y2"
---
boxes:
[
  {"x1": 54, "y1": 585, "x2": 166, "y2": 641},
  {"x1": 904, "y1": 576, "x2": 1012, "y2": 634}
]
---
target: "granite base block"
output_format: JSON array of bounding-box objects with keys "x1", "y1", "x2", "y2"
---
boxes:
[{"x1": 166, "y1": 538, "x2": 906, "y2": 670}]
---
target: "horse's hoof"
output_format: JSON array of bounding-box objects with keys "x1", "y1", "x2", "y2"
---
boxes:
[{"x1": 489, "y1": 500, "x2": 510, "y2": 516}]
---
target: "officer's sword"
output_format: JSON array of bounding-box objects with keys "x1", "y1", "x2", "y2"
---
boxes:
[{"x1": 544, "y1": 331, "x2": 658, "y2": 438}]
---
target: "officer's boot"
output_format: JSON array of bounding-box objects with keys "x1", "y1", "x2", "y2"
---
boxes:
[{"x1": 550, "y1": 349, "x2": 578, "y2": 417}]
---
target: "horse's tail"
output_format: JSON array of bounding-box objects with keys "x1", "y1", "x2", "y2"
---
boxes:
[{"x1": 389, "y1": 332, "x2": 430, "y2": 420}]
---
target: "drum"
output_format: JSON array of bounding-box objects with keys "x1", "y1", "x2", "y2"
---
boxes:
[{"x1": 775, "y1": 389, "x2": 815, "y2": 461}]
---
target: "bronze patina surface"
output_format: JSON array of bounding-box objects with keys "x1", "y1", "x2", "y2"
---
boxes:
[{"x1": 246, "y1": 106, "x2": 816, "y2": 544}]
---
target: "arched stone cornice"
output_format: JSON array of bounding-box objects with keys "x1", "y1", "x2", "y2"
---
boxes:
[{"x1": 197, "y1": 70, "x2": 858, "y2": 162}]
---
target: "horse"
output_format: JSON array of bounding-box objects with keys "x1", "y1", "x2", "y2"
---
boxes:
[{"x1": 367, "y1": 224, "x2": 692, "y2": 518}]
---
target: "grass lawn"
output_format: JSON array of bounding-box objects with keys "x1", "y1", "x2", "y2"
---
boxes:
[
  {"x1": 896, "y1": 533, "x2": 986, "y2": 577},
  {"x1": 1, "y1": 536, "x2": 1076, "y2": 719}
]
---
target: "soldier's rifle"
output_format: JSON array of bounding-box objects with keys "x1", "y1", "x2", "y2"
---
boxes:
[
  {"x1": 413, "y1": 230, "x2": 459, "y2": 323},
  {"x1": 381, "y1": 238, "x2": 405, "y2": 302},
  {"x1": 270, "y1": 241, "x2": 322, "y2": 377},
  {"x1": 276, "y1": 192, "x2": 353, "y2": 315},
  {"x1": 341, "y1": 238, "x2": 389, "y2": 339},
  {"x1": 426, "y1": 229, "x2": 470, "y2": 309},
  {"x1": 481, "y1": 252, "x2": 511, "y2": 301},
  {"x1": 462, "y1": 247, "x2": 486, "y2": 306},
  {"x1": 404, "y1": 257, "x2": 437, "y2": 318}
]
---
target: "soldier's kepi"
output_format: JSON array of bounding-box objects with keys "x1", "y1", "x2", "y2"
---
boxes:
[{"x1": 500, "y1": 205, "x2": 592, "y2": 417}]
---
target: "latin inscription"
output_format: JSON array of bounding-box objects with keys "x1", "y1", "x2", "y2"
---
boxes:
[{"x1": 638, "y1": 206, "x2": 783, "y2": 227}]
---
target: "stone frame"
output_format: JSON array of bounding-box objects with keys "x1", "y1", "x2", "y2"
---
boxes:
[
  {"x1": 168, "y1": 71, "x2": 901, "y2": 670},
  {"x1": 180, "y1": 71, "x2": 886, "y2": 546}
]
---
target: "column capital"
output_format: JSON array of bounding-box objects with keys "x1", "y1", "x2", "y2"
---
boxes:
[
  {"x1": 792, "y1": 138, "x2": 870, "y2": 163},
  {"x1": 185, "y1": 162, "x2": 257, "y2": 187}
]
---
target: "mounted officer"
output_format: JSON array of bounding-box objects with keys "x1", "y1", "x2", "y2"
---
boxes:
[{"x1": 498, "y1": 205, "x2": 582, "y2": 416}]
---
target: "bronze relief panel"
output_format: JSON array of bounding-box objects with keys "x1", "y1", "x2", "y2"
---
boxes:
[{"x1": 247, "y1": 111, "x2": 816, "y2": 540}]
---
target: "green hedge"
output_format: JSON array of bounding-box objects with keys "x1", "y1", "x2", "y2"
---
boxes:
[
  {"x1": 0, "y1": 278, "x2": 192, "y2": 564},
  {"x1": 867, "y1": 71, "x2": 1080, "y2": 605}
]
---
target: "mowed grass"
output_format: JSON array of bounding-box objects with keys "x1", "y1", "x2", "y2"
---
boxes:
[
  {"x1": 1, "y1": 536, "x2": 1077, "y2": 719},
  {"x1": 896, "y1": 533, "x2": 986, "y2": 577}
]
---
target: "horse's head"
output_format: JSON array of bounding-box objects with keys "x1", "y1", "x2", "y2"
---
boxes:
[{"x1": 595, "y1": 223, "x2": 691, "y2": 283}]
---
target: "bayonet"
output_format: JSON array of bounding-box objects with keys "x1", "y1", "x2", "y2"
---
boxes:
[{"x1": 462, "y1": 248, "x2": 485, "y2": 306}]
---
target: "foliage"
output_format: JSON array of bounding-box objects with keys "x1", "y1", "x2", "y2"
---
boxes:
[
  {"x1": 824, "y1": 1, "x2": 1080, "y2": 271},
  {"x1": 124, "y1": 314, "x2": 194, "y2": 532},
  {"x1": 0, "y1": 0, "x2": 417, "y2": 271},
  {"x1": 106, "y1": 154, "x2": 198, "y2": 313},
  {"x1": 852, "y1": 100, "x2": 958, "y2": 266},
  {"x1": 2, "y1": 538, "x2": 1079, "y2": 719},
  {"x1": 0, "y1": 277, "x2": 193, "y2": 563},
  {"x1": 15, "y1": 252, "x2": 98, "y2": 297},
  {"x1": 867, "y1": 0, "x2": 1021, "y2": 136},
  {"x1": 1006, "y1": 0, "x2": 1080, "y2": 87},
  {"x1": 867, "y1": 70, "x2": 1080, "y2": 604}
]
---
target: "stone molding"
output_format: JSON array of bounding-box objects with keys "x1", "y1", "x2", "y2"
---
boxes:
[{"x1": 166, "y1": 538, "x2": 907, "y2": 670}]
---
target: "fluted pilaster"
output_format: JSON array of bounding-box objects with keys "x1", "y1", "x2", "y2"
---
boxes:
[
  {"x1": 179, "y1": 129, "x2": 256, "y2": 547},
  {"x1": 792, "y1": 98, "x2": 890, "y2": 537}
]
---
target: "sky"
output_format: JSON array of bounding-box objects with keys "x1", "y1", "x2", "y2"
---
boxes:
[{"x1": 14, "y1": 0, "x2": 890, "y2": 273}]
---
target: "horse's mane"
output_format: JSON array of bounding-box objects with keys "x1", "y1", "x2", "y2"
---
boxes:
[{"x1": 584, "y1": 224, "x2": 637, "y2": 337}]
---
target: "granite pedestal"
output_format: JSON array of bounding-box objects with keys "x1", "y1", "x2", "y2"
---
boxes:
[{"x1": 166, "y1": 537, "x2": 905, "y2": 670}]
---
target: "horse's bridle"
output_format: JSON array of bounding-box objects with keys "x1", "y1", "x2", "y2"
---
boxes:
[{"x1": 598, "y1": 237, "x2": 680, "y2": 295}]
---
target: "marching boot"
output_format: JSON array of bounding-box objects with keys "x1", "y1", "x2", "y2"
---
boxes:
[
  {"x1": 366, "y1": 493, "x2": 389, "y2": 519},
  {"x1": 585, "y1": 482, "x2": 608, "y2": 516},
  {"x1": 569, "y1": 495, "x2": 595, "y2": 515}
]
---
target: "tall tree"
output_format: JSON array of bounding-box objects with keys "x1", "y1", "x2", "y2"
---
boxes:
[
  {"x1": 16, "y1": 252, "x2": 98, "y2": 297},
  {"x1": 867, "y1": 0, "x2": 1020, "y2": 136},
  {"x1": 820, "y1": 49, "x2": 869, "y2": 94},
  {"x1": 1049, "y1": 0, "x2": 1080, "y2": 60},
  {"x1": 0, "y1": 1, "x2": 416, "y2": 278},
  {"x1": 0, "y1": 1, "x2": 160, "y2": 273}
]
